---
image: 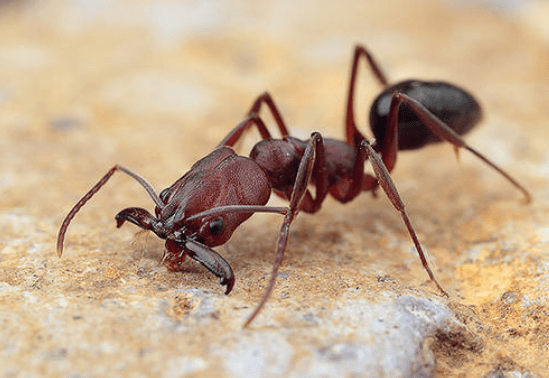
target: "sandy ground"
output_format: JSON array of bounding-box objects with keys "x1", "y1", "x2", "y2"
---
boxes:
[{"x1": 1, "y1": 0, "x2": 549, "y2": 377}]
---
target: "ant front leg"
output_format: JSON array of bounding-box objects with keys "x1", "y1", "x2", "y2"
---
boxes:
[
  {"x1": 389, "y1": 93, "x2": 531, "y2": 203},
  {"x1": 244, "y1": 132, "x2": 328, "y2": 327}
]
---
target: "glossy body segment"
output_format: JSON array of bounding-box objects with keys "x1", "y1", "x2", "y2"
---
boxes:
[{"x1": 370, "y1": 80, "x2": 482, "y2": 150}]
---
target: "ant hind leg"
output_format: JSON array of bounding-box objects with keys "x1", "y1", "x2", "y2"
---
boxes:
[
  {"x1": 346, "y1": 45, "x2": 390, "y2": 145},
  {"x1": 389, "y1": 92, "x2": 531, "y2": 203}
]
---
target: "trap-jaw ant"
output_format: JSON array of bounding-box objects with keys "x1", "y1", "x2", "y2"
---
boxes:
[{"x1": 57, "y1": 45, "x2": 530, "y2": 327}]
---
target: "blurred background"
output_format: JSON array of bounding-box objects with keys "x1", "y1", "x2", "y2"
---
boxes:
[{"x1": 1, "y1": 1, "x2": 548, "y2": 377}]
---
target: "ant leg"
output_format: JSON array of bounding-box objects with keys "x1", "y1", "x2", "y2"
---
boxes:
[
  {"x1": 57, "y1": 165, "x2": 163, "y2": 257},
  {"x1": 217, "y1": 114, "x2": 272, "y2": 147},
  {"x1": 334, "y1": 143, "x2": 379, "y2": 203},
  {"x1": 244, "y1": 132, "x2": 324, "y2": 327},
  {"x1": 361, "y1": 140, "x2": 448, "y2": 296},
  {"x1": 294, "y1": 133, "x2": 330, "y2": 213},
  {"x1": 218, "y1": 92, "x2": 292, "y2": 148},
  {"x1": 390, "y1": 93, "x2": 531, "y2": 203},
  {"x1": 346, "y1": 45, "x2": 390, "y2": 146},
  {"x1": 375, "y1": 92, "x2": 403, "y2": 173},
  {"x1": 247, "y1": 92, "x2": 290, "y2": 137},
  {"x1": 336, "y1": 86, "x2": 401, "y2": 203}
]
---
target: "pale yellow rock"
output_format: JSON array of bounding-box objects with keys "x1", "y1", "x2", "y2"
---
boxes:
[{"x1": 1, "y1": 1, "x2": 548, "y2": 377}]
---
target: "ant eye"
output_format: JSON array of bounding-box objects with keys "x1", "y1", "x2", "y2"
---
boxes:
[{"x1": 209, "y1": 217, "x2": 224, "y2": 235}]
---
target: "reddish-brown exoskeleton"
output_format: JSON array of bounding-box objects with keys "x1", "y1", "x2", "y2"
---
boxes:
[{"x1": 57, "y1": 45, "x2": 530, "y2": 327}]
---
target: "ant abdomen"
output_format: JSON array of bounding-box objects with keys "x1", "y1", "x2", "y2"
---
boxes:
[{"x1": 370, "y1": 80, "x2": 482, "y2": 150}]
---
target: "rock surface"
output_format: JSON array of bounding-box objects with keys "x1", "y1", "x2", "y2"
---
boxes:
[{"x1": 1, "y1": 0, "x2": 548, "y2": 377}]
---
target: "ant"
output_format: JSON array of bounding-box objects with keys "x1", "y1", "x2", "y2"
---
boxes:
[{"x1": 57, "y1": 45, "x2": 531, "y2": 327}]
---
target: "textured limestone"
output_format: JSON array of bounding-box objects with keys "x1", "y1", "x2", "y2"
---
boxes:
[{"x1": 1, "y1": 0, "x2": 549, "y2": 377}]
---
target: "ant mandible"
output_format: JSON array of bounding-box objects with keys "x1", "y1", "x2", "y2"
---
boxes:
[{"x1": 57, "y1": 45, "x2": 530, "y2": 327}]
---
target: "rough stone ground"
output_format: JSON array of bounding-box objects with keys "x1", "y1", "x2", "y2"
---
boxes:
[{"x1": 1, "y1": 0, "x2": 549, "y2": 377}]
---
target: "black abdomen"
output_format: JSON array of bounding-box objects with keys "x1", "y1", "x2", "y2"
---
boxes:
[{"x1": 369, "y1": 80, "x2": 482, "y2": 150}]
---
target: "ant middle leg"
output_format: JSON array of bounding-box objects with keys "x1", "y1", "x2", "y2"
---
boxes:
[
  {"x1": 217, "y1": 93, "x2": 291, "y2": 148},
  {"x1": 247, "y1": 92, "x2": 290, "y2": 137},
  {"x1": 217, "y1": 113, "x2": 272, "y2": 148}
]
